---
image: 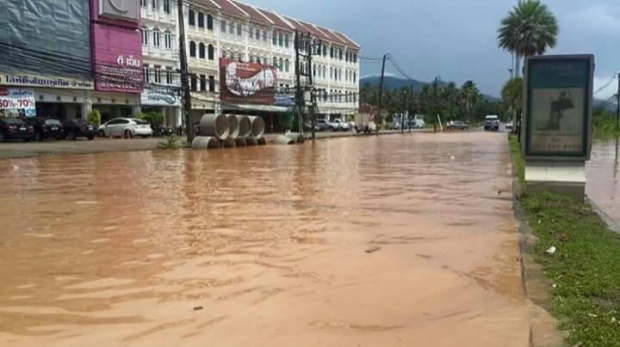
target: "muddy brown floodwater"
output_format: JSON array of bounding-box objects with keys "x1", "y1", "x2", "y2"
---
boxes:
[
  {"x1": 0, "y1": 132, "x2": 531, "y2": 346},
  {"x1": 587, "y1": 139, "x2": 620, "y2": 224}
]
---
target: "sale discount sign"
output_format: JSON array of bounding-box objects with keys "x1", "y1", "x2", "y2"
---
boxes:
[{"x1": 0, "y1": 88, "x2": 36, "y2": 117}]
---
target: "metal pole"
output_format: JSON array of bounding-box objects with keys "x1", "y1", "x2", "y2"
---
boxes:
[
  {"x1": 401, "y1": 89, "x2": 405, "y2": 134},
  {"x1": 177, "y1": 0, "x2": 194, "y2": 143},
  {"x1": 616, "y1": 74, "x2": 620, "y2": 130},
  {"x1": 376, "y1": 54, "x2": 388, "y2": 134},
  {"x1": 309, "y1": 38, "x2": 316, "y2": 140}
]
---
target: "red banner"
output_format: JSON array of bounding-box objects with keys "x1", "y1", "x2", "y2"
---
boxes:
[{"x1": 219, "y1": 58, "x2": 277, "y2": 104}]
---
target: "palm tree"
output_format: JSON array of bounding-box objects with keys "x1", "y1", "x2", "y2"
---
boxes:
[
  {"x1": 497, "y1": 0, "x2": 559, "y2": 76},
  {"x1": 459, "y1": 81, "x2": 482, "y2": 120},
  {"x1": 501, "y1": 77, "x2": 524, "y2": 135},
  {"x1": 444, "y1": 82, "x2": 458, "y2": 120}
]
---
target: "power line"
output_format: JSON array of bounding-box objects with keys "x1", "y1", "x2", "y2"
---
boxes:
[{"x1": 594, "y1": 74, "x2": 617, "y2": 96}]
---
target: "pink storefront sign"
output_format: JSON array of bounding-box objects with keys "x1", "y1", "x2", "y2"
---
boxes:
[{"x1": 90, "y1": 0, "x2": 143, "y2": 93}]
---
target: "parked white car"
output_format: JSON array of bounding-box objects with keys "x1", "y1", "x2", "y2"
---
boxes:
[
  {"x1": 333, "y1": 119, "x2": 350, "y2": 131},
  {"x1": 98, "y1": 118, "x2": 154, "y2": 138}
]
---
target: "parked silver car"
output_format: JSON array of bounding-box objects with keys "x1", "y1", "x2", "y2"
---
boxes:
[{"x1": 98, "y1": 118, "x2": 154, "y2": 138}]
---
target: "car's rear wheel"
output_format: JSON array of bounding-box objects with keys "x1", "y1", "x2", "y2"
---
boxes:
[
  {"x1": 0, "y1": 133, "x2": 6, "y2": 142},
  {"x1": 98, "y1": 130, "x2": 106, "y2": 137},
  {"x1": 124, "y1": 130, "x2": 132, "y2": 139},
  {"x1": 87, "y1": 136, "x2": 95, "y2": 141},
  {"x1": 67, "y1": 131, "x2": 77, "y2": 141}
]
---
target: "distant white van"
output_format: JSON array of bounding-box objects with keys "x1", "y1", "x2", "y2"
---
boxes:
[{"x1": 484, "y1": 115, "x2": 499, "y2": 131}]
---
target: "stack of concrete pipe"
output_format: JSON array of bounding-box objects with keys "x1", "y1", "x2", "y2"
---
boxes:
[{"x1": 191, "y1": 113, "x2": 267, "y2": 150}]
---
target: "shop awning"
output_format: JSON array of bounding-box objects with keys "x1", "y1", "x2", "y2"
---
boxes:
[{"x1": 222, "y1": 103, "x2": 292, "y2": 113}]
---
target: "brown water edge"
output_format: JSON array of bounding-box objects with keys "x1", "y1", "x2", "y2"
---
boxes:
[
  {"x1": 587, "y1": 139, "x2": 620, "y2": 225},
  {"x1": 0, "y1": 132, "x2": 531, "y2": 346}
]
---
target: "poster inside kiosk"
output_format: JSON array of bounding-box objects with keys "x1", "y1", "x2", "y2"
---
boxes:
[{"x1": 0, "y1": 88, "x2": 36, "y2": 117}]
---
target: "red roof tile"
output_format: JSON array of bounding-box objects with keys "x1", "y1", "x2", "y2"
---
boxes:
[
  {"x1": 232, "y1": 2, "x2": 272, "y2": 26},
  {"x1": 253, "y1": 9, "x2": 292, "y2": 30},
  {"x1": 332, "y1": 32, "x2": 359, "y2": 49},
  {"x1": 210, "y1": 0, "x2": 248, "y2": 19}
]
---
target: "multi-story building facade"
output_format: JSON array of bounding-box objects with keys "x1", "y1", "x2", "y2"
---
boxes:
[
  {"x1": 183, "y1": 0, "x2": 360, "y2": 127},
  {"x1": 139, "y1": 0, "x2": 182, "y2": 125}
]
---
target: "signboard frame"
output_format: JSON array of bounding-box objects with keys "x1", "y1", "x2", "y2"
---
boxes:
[{"x1": 522, "y1": 54, "x2": 594, "y2": 161}]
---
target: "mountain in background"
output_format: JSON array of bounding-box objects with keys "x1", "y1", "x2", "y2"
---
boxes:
[{"x1": 359, "y1": 76, "x2": 499, "y2": 101}]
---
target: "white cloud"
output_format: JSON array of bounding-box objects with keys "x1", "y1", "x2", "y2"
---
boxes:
[{"x1": 594, "y1": 75, "x2": 617, "y2": 100}]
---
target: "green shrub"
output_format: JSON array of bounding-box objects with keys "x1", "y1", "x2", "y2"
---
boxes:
[{"x1": 88, "y1": 109, "x2": 101, "y2": 126}]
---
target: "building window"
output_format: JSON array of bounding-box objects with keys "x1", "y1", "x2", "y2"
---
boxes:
[
  {"x1": 189, "y1": 41, "x2": 196, "y2": 57},
  {"x1": 353, "y1": 53, "x2": 357, "y2": 63},
  {"x1": 208, "y1": 76, "x2": 215, "y2": 92},
  {"x1": 164, "y1": 32, "x2": 172, "y2": 49},
  {"x1": 284, "y1": 59, "x2": 289, "y2": 72},
  {"x1": 339, "y1": 49, "x2": 343, "y2": 60},
  {"x1": 263, "y1": 30, "x2": 267, "y2": 41},
  {"x1": 237, "y1": 24, "x2": 242, "y2": 36},
  {"x1": 330, "y1": 47, "x2": 333, "y2": 58},
  {"x1": 208, "y1": 44, "x2": 214, "y2": 60},
  {"x1": 198, "y1": 12, "x2": 205, "y2": 28},
  {"x1": 249, "y1": 27, "x2": 253, "y2": 39},
  {"x1": 323, "y1": 45, "x2": 326, "y2": 56},
  {"x1": 163, "y1": 0, "x2": 170, "y2": 13},
  {"x1": 284, "y1": 34, "x2": 289, "y2": 48},
  {"x1": 152, "y1": 0, "x2": 159, "y2": 10},
  {"x1": 154, "y1": 65, "x2": 162, "y2": 83},
  {"x1": 191, "y1": 75, "x2": 197, "y2": 91},
  {"x1": 143, "y1": 65, "x2": 150, "y2": 83},
  {"x1": 229, "y1": 22, "x2": 233, "y2": 34},
  {"x1": 188, "y1": 10, "x2": 195, "y2": 26},
  {"x1": 141, "y1": 0, "x2": 147, "y2": 7},
  {"x1": 153, "y1": 29, "x2": 160, "y2": 47},
  {"x1": 257, "y1": 57, "x2": 261, "y2": 65},
  {"x1": 272, "y1": 31, "x2": 277, "y2": 45},
  {"x1": 278, "y1": 32, "x2": 283, "y2": 47},
  {"x1": 278, "y1": 58, "x2": 283, "y2": 71},
  {"x1": 207, "y1": 14, "x2": 213, "y2": 30},
  {"x1": 199, "y1": 43, "x2": 205, "y2": 58},
  {"x1": 221, "y1": 49, "x2": 226, "y2": 58},
  {"x1": 221, "y1": 20, "x2": 226, "y2": 33},
  {"x1": 166, "y1": 67, "x2": 173, "y2": 84},
  {"x1": 200, "y1": 74, "x2": 206, "y2": 91},
  {"x1": 141, "y1": 28, "x2": 148, "y2": 45}
]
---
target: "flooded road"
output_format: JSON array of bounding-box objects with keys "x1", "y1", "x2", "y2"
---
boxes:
[
  {"x1": 0, "y1": 132, "x2": 530, "y2": 346},
  {"x1": 587, "y1": 139, "x2": 620, "y2": 224}
]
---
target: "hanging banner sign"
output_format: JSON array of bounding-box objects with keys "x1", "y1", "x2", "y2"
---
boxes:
[{"x1": 0, "y1": 88, "x2": 36, "y2": 117}]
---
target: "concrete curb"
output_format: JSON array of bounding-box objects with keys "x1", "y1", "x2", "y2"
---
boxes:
[
  {"x1": 587, "y1": 196, "x2": 620, "y2": 234},
  {"x1": 509, "y1": 145, "x2": 567, "y2": 347}
]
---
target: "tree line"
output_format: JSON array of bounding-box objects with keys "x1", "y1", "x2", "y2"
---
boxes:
[{"x1": 360, "y1": 80, "x2": 505, "y2": 124}]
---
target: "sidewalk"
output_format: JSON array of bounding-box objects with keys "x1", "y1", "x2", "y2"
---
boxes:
[{"x1": 0, "y1": 129, "x2": 431, "y2": 160}]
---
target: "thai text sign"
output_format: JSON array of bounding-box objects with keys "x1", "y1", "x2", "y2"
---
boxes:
[
  {"x1": 219, "y1": 58, "x2": 277, "y2": 104},
  {"x1": 523, "y1": 55, "x2": 594, "y2": 161},
  {"x1": 0, "y1": 73, "x2": 94, "y2": 90},
  {"x1": 0, "y1": 88, "x2": 36, "y2": 117}
]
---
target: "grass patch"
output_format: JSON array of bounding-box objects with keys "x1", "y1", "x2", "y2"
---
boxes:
[{"x1": 509, "y1": 135, "x2": 620, "y2": 346}]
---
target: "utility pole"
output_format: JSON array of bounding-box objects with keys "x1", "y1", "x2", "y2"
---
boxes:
[
  {"x1": 401, "y1": 89, "x2": 406, "y2": 134},
  {"x1": 308, "y1": 40, "x2": 316, "y2": 140},
  {"x1": 616, "y1": 73, "x2": 620, "y2": 129},
  {"x1": 409, "y1": 84, "x2": 413, "y2": 133},
  {"x1": 177, "y1": 0, "x2": 194, "y2": 143},
  {"x1": 294, "y1": 30, "x2": 303, "y2": 135},
  {"x1": 376, "y1": 54, "x2": 388, "y2": 134}
]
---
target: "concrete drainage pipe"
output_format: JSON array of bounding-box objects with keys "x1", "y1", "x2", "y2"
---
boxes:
[
  {"x1": 248, "y1": 116, "x2": 265, "y2": 138},
  {"x1": 257, "y1": 137, "x2": 267, "y2": 146},
  {"x1": 226, "y1": 114, "x2": 239, "y2": 139},
  {"x1": 222, "y1": 137, "x2": 236, "y2": 148},
  {"x1": 273, "y1": 134, "x2": 295, "y2": 145},
  {"x1": 245, "y1": 136, "x2": 258, "y2": 146},
  {"x1": 191, "y1": 136, "x2": 220, "y2": 150},
  {"x1": 235, "y1": 138, "x2": 247, "y2": 147},
  {"x1": 285, "y1": 132, "x2": 305, "y2": 143},
  {"x1": 199, "y1": 114, "x2": 229, "y2": 140},
  {"x1": 236, "y1": 115, "x2": 252, "y2": 138}
]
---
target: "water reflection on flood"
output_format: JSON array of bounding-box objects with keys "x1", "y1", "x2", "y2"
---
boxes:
[
  {"x1": 0, "y1": 133, "x2": 530, "y2": 346},
  {"x1": 587, "y1": 138, "x2": 620, "y2": 222}
]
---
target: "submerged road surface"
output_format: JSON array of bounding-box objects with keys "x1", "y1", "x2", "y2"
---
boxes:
[{"x1": 0, "y1": 132, "x2": 531, "y2": 346}]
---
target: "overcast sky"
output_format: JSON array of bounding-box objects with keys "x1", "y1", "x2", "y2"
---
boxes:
[{"x1": 245, "y1": 0, "x2": 619, "y2": 98}]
